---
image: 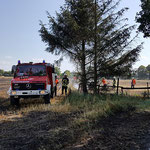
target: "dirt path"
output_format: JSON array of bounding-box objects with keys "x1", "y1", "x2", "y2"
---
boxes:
[{"x1": 51, "y1": 83, "x2": 65, "y2": 105}]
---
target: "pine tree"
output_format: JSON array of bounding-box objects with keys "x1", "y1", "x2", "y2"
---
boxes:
[
  {"x1": 39, "y1": 0, "x2": 142, "y2": 94},
  {"x1": 136, "y1": 0, "x2": 150, "y2": 38},
  {"x1": 39, "y1": 0, "x2": 96, "y2": 94},
  {"x1": 88, "y1": 0, "x2": 142, "y2": 83}
]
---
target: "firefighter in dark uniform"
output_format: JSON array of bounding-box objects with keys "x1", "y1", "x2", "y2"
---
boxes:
[
  {"x1": 62, "y1": 74, "x2": 69, "y2": 95},
  {"x1": 55, "y1": 75, "x2": 59, "y2": 96}
]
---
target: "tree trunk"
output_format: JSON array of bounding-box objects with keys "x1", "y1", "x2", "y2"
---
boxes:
[
  {"x1": 81, "y1": 40, "x2": 88, "y2": 94},
  {"x1": 94, "y1": 0, "x2": 98, "y2": 94}
]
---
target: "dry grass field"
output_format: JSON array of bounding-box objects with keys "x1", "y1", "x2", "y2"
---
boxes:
[
  {"x1": 103, "y1": 79, "x2": 150, "y2": 96},
  {"x1": 0, "y1": 77, "x2": 12, "y2": 98},
  {"x1": 0, "y1": 77, "x2": 149, "y2": 110},
  {"x1": 0, "y1": 77, "x2": 12, "y2": 114},
  {"x1": 119, "y1": 79, "x2": 150, "y2": 87},
  {"x1": 119, "y1": 79, "x2": 150, "y2": 96}
]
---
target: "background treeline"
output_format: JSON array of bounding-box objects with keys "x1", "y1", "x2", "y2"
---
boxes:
[
  {"x1": 1, "y1": 65, "x2": 150, "y2": 80},
  {"x1": 0, "y1": 69, "x2": 12, "y2": 77},
  {"x1": 55, "y1": 67, "x2": 72, "y2": 78},
  {"x1": 133, "y1": 65, "x2": 150, "y2": 80},
  {"x1": 0, "y1": 67, "x2": 72, "y2": 78},
  {"x1": 55, "y1": 65, "x2": 150, "y2": 80},
  {"x1": 0, "y1": 65, "x2": 73, "y2": 78}
]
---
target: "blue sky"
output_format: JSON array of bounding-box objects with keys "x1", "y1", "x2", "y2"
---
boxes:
[{"x1": 0, "y1": 0, "x2": 149, "y2": 72}]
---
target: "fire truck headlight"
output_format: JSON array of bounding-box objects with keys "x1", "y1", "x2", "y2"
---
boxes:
[
  {"x1": 12, "y1": 91, "x2": 17, "y2": 95},
  {"x1": 40, "y1": 91, "x2": 45, "y2": 94}
]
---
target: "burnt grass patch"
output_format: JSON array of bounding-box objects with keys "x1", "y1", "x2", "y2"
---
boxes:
[
  {"x1": 0, "y1": 110, "x2": 80, "y2": 150},
  {"x1": 1, "y1": 109, "x2": 150, "y2": 150},
  {"x1": 0, "y1": 97, "x2": 11, "y2": 113},
  {"x1": 71, "y1": 111, "x2": 150, "y2": 150}
]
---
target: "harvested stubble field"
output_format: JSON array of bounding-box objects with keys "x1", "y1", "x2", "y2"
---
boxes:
[
  {"x1": 105, "y1": 79, "x2": 150, "y2": 96},
  {"x1": 1, "y1": 77, "x2": 150, "y2": 150},
  {"x1": 119, "y1": 80, "x2": 150, "y2": 87},
  {"x1": 119, "y1": 80, "x2": 150, "y2": 96}
]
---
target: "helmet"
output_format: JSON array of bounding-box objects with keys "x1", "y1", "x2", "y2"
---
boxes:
[{"x1": 64, "y1": 74, "x2": 67, "y2": 77}]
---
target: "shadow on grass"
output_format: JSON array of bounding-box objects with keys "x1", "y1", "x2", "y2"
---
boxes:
[
  {"x1": 71, "y1": 111, "x2": 150, "y2": 150},
  {"x1": 1, "y1": 107, "x2": 150, "y2": 150}
]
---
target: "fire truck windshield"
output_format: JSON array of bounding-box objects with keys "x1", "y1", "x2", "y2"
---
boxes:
[{"x1": 16, "y1": 65, "x2": 46, "y2": 77}]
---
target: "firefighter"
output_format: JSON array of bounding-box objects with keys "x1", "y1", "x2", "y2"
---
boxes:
[
  {"x1": 131, "y1": 77, "x2": 136, "y2": 88},
  {"x1": 113, "y1": 77, "x2": 116, "y2": 88},
  {"x1": 102, "y1": 77, "x2": 107, "y2": 88},
  {"x1": 62, "y1": 74, "x2": 69, "y2": 95},
  {"x1": 55, "y1": 75, "x2": 59, "y2": 96}
]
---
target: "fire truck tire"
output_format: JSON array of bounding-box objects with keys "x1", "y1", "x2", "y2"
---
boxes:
[
  {"x1": 44, "y1": 94, "x2": 50, "y2": 104},
  {"x1": 10, "y1": 96, "x2": 20, "y2": 106}
]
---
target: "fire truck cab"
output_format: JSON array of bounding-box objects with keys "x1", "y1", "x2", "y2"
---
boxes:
[{"x1": 8, "y1": 60, "x2": 56, "y2": 105}]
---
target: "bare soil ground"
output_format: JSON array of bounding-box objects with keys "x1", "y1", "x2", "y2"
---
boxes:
[{"x1": 0, "y1": 77, "x2": 150, "y2": 150}]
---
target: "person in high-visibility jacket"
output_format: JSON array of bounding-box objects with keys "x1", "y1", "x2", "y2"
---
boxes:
[
  {"x1": 54, "y1": 75, "x2": 59, "y2": 96},
  {"x1": 102, "y1": 77, "x2": 107, "y2": 88},
  {"x1": 62, "y1": 74, "x2": 69, "y2": 95},
  {"x1": 131, "y1": 78, "x2": 136, "y2": 88}
]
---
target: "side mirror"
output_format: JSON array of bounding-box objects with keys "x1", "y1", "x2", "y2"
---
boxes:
[{"x1": 11, "y1": 65, "x2": 16, "y2": 74}]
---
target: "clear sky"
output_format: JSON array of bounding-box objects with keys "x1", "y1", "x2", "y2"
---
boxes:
[{"x1": 0, "y1": 0, "x2": 149, "y2": 72}]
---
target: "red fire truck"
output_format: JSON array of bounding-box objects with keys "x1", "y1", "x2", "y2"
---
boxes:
[{"x1": 8, "y1": 60, "x2": 56, "y2": 105}]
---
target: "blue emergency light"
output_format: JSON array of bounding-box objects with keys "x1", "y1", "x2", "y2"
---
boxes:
[
  {"x1": 18, "y1": 60, "x2": 21, "y2": 64},
  {"x1": 43, "y1": 60, "x2": 46, "y2": 63}
]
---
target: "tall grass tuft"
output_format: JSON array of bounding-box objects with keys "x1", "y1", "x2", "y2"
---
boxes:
[{"x1": 63, "y1": 92, "x2": 146, "y2": 127}]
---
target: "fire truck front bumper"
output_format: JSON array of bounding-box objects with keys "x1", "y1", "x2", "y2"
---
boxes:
[{"x1": 8, "y1": 89, "x2": 49, "y2": 97}]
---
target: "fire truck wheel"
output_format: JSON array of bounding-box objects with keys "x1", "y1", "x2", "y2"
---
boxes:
[
  {"x1": 44, "y1": 94, "x2": 50, "y2": 104},
  {"x1": 10, "y1": 96, "x2": 20, "y2": 106}
]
